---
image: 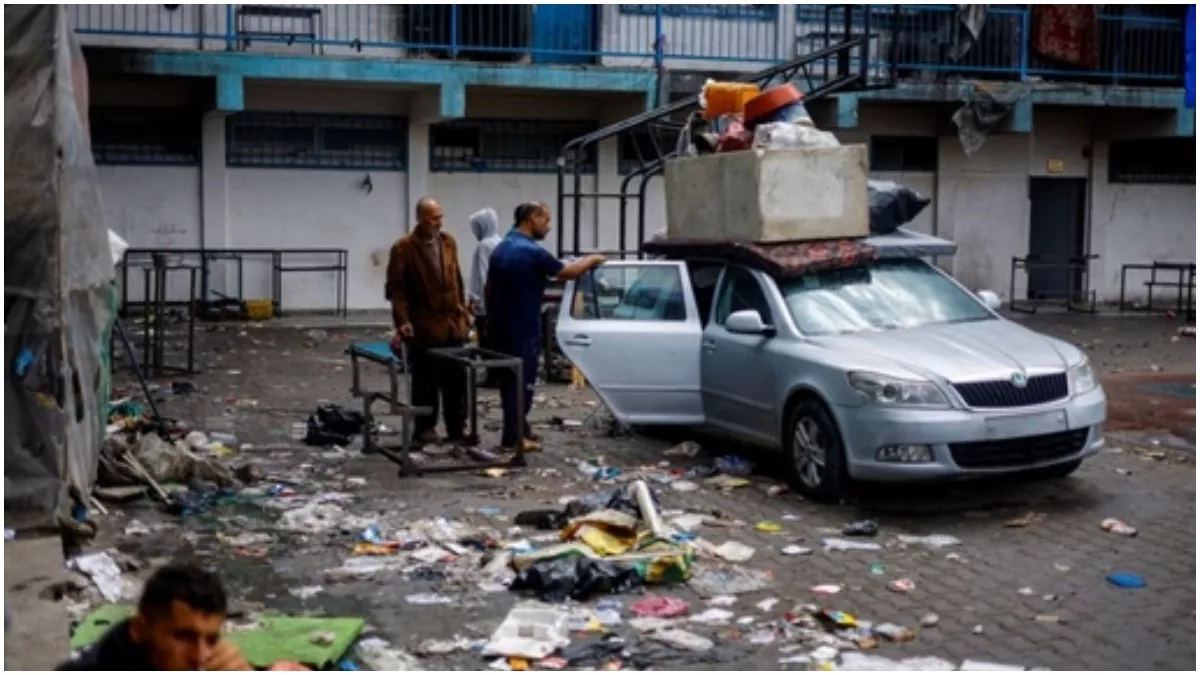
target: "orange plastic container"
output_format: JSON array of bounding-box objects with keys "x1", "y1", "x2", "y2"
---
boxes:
[
  {"x1": 743, "y1": 83, "x2": 804, "y2": 126},
  {"x1": 703, "y1": 81, "x2": 760, "y2": 119}
]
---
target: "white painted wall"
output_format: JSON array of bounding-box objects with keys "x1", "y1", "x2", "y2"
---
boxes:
[{"x1": 599, "y1": 5, "x2": 785, "y2": 72}]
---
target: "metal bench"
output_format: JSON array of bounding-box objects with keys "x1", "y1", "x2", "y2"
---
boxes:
[
  {"x1": 1008, "y1": 254, "x2": 1099, "y2": 314},
  {"x1": 1119, "y1": 261, "x2": 1196, "y2": 320},
  {"x1": 235, "y1": 4, "x2": 321, "y2": 53}
]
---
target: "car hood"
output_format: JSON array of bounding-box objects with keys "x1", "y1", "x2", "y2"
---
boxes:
[{"x1": 811, "y1": 318, "x2": 1080, "y2": 383}]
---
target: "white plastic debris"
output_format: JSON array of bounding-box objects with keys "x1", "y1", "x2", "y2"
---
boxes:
[
  {"x1": 960, "y1": 659, "x2": 1025, "y2": 670},
  {"x1": 823, "y1": 537, "x2": 883, "y2": 552},
  {"x1": 632, "y1": 480, "x2": 668, "y2": 539},
  {"x1": 1100, "y1": 518, "x2": 1138, "y2": 537},
  {"x1": 671, "y1": 514, "x2": 707, "y2": 532},
  {"x1": 810, "y1": 584, "x2": 842, "y2": 595},
  {"x1": 648, "y1": 628, "x2": 713, "y2": 652},
  {"x1": 482, "y1": 603, "x2": 571, "y2": 660},
  {"x1": 689, "y1": 608, "x2": 734, "y2": 625},
  {"x1": 900, "y1": 656, "x2": 957, "y2": 670},
  {"x1": 123, "y1": 520, "x2": 150, "y2": 536},
  {"x1": 781, "y1": 544, "x2": 813, "y2": 556},
  {"x1": 406, "y1": 593, "x2": 453, "y2": 605},
  {"x1": 707, "y1": 595, "x2": 737, "y2": 607},
  {"x1": 756, "y1": 597, "x2": 779, "y2": 612},
  {"x1": 70, "y1": 552, "x2": 133, "y2": 603},
  {"x1": 713, "y1": 540, "x2": 756, "y2": 563},
  {"x1": 896, "y1": 534, "x2": 961, "y2": 549},
  {"x1": 288, "y1": 585, "x2": 324, "y2": 600},
  {"x1": 280, "y1": 501, "x2": 349, "y2": 534},
  {"x1": 355, "y1": 637, "x2": 424, "y2": 671}
]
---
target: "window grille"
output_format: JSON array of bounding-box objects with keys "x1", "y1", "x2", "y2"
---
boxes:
[
  {"x1": 619, "y1": 4, "x2": 777, "y2": 21},
  {"x1": 429, "y1": 118, "x2": 598, "y2": 173},
  {"x1": 226, "y1": 112, "x2": 407, "y2": 170},
  {"x1": 90, "y1": 106, "x2": 201, "y2": 165},
  {"x1": 869, "y1": 136, "x2": 938, "y2": 172},
  {"x1": 1109, "y1": 138, "x2": 1195, "y2": 184}
]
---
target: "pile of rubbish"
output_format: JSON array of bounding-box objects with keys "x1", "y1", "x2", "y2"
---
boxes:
[{"x1": 681, "y1": 79, "x2": 932, "y2": 236}]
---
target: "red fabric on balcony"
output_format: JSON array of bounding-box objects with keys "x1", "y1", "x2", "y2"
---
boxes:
[{"x1": 1032, "y1": 5, "x2": 1099, "y2": 69}]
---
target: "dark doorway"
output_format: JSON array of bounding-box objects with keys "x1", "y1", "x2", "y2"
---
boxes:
[{"x1": 1027, "y1": 177, "x2": 1088, "y2": 301}]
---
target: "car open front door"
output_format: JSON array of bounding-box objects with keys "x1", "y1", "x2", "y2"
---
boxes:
[{"x1": 555, "y1": 260, "x2": 704, "y2": 426}]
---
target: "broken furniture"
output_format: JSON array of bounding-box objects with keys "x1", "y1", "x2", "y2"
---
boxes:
[
  {"x1": 345, "y1": 340, "x2": 527, "y2": 477},
  {"x1": 119, "y1": 252, "x2": 198, "y2": 375},
  {"x1": 1008, "y1": 254, "x2": 1099, "y2": 314},
  {"x1": 235, "y1": 4, "x2": 321, "y2": 53},
  {"x1": 1119, "y1": 261, "x2": 1196, "y2": 320},
  {"x1": 271, "y1": 249, "x2": 349, "y2": 318}
]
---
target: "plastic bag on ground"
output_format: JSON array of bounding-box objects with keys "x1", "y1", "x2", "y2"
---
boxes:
[
  {"x1": 868, "y1": 180, "x2": 933, "y2": 235},
  {"x1": 510, "y1": 556, "x2": 641, "y2": 603},
  {"x1": 304, "y1": 405, "x2": 366, "y2": 446}
]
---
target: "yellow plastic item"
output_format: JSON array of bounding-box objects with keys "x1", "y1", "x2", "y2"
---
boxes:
[
  {"x1": 703, "y1": 81, "x2": 760, "y2": 119},
  {"x1": 245, "y1": 298, "x2": 274, "y2": 320}
]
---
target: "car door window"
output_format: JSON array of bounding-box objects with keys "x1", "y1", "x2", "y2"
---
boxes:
[
  {"x1": 714, "y1": 267, "x2": 772, "y2": 326},
  {"x1": 571, "y1": 265, "x2": 686, "y2": 321}
]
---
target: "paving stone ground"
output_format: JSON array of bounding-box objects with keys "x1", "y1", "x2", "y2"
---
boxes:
[{"x1": 91, "y1": 311, "x2": 1195, "y2": 670}]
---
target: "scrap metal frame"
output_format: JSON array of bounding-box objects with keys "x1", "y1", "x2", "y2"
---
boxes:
[{"x1": 346, "y1": 342, "x2": 527, "y2": 478}]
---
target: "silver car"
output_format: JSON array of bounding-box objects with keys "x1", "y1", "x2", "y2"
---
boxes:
[{"x1": 555, "y1": 246, "x2": 1107, "y2": 501}]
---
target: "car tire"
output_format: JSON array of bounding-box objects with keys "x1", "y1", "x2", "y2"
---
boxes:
[
  {"x1": 785, "y1": 398, "x2": 850, "y2": 503},
  {"x1": 1030, "y1": 458, "x2": 1083, "y2": 480}
]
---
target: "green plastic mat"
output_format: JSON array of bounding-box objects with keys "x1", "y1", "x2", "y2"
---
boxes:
[{"x1": 71, "y1": 605, "x2": 365, "y2": 669}]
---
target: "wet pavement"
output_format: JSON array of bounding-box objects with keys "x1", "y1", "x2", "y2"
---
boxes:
[{"x1": 80, "y1": 312, "x2": 1194, "y2": 670}]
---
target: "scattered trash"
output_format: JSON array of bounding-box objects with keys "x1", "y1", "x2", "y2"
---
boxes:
[
  {"x1": 514, "y1": 510, "x2": 567, "y2": 531},
  {"x1": 781, "y1": 545, "x2": 812, "y2": 556},
  {"x1": 960, "y1": 659, "x2": 1024, "y2": 671},
  {"x1": 663, "y1": 441, "x2": 701, "y2": 458},
  {"x1": 354, "y1": 637, "x2": 423, "y2": 671},
  {"x1": 1017, "y1": 587, "x2": 1035, "y2": 596},
  {"x1": 1004, "y1": 512, "x2": 1044, "y2": 528},
  {"x1": 817, "y1": 609, "x2": 856, "y2": 628},
  {"x1": 510, "y1": 556, "x2": 642, "y2": 603},
  {"x1": 896, "y1": 534, "x2": 961, "y2": 549},
  {"x1": 69, "y1": 552, "x2": 133, "y2": 603},
  {"x1": 630, "y1": 595, "x2": 689, "y2": 618},
  {"x1": 405, "y1": 593, "x2": 454, "y2": 605},
  {"x1": 648, "y1": 628, "x2": 714, "y2": 652},
  {"x1": 755, "y1": 597, "x2": 779, "y2": 612},
  {"x1": 689, "y1": 608, "x2": 734, "y2": 625},
  {"x1": 972, "y1": 625, "x2": 984, "y2": 635},
  {"x1": 754, "y1": 521, "x2": 783, "y2": 533},
  {"x1": 1101, "y1": 518, "x2": 1138, "y2": 537},
  {"x1": 706, "y1": 475, "x2": 750, "y2": 490},
  {"x1": 920, "y1": 613, "x2": 939, "y2": 627},
  {"x1": 304, "y1": 404, "x2": 366, "y2": 447},
  {"x1": 689, "y1": 566, "x2": 771, "y2": 597},
  {"x1": 670, "y1": 480, "x2": 699, "y2": 493},
  {"x1": 289, "y1": 586, "x2": 324, "y2": 600},
  {"x1": 868, "y1": 563, "x2": 885, "y2": 576},
  {"x1": 714, "y1": 455, "x2": 754, "y2": 477},
  {"x1": 823, "y1": 537, "x2": 882, "y2": 552},
  {"x1": 1106, "y1": 572, "x2": 1147, "y2": 589},
  {"x1": 713, "y1": 540, "x2": 756, "y2": 563},
  {"x1": 842, "y1": 520, "x2": 878, "y2": 537},
  {"x1": 484, "y1": 468, "x2": 508, "y2": 478},
  {"x1": 874, "y1": 622, "x2": 916, "y2": 642},
  {"x1": 888, "y1": 578, "x2": 915, "y2": 593},
  {"x1": 766, "y1": 485, "x2": 788, "y2": 496},
  {"x1": 482, "y1": 603, "x2": 571, "y2": 660},
  {"x1": 810, "y1": 584, "x2": 842, "y2": 595},
  {"x1": 123, "y1": 520, "x2": 150, "y2": 536}
]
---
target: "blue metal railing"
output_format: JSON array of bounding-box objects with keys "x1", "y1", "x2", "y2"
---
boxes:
[
  {"x1": 796, "y1": 4, "x2": 1185, "y2": 85},
  {"x1": 69, "y1": 4, "x2": 1186, "y2": 85}
]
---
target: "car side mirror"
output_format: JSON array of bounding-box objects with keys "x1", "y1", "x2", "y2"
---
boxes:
[
  {"x1": 725, "y1": 309, "x2": 775, "y2": 336},
  {"x1": 977, "y1": 289, "x2": 1003, "y2": 311}
]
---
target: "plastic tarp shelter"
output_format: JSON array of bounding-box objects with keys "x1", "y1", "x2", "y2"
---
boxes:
[{"x1": 5, "y1": 5, "x2": 113, "y2": 532}]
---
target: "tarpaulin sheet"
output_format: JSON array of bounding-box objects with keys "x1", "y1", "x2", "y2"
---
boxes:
[{"x1": 5, "y1": 6, "x2": 114, "y2": 531}]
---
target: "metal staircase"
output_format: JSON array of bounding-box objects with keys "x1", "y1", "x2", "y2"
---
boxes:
[{"x1": 555, "y1": 5, "x2": 902, "y2": 259}]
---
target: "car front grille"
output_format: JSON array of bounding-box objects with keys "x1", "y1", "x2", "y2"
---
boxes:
[
  {"x1": 953, "y1": 373, "x2": 1069, "y2": 408},
  {"x1": 949, "y1": 429, "x2": 1089, "y2": 469}
]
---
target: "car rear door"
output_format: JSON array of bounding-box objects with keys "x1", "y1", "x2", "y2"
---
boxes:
[{"x1": 555, "y1": 260, "x2": 704, "y2": 425}]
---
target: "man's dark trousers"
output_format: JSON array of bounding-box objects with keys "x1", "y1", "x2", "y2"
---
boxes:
[
  {"x1": 492, "y1": 332, "x2": 539, "y2": 447},
  {"x1": 407, "y1": 339, "x2": 467, "y2": 440}
]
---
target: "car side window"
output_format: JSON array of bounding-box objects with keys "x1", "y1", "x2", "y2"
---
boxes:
[
  {"x1": 570, "y1": 265, "x2": 687, "y2": 321},
  {"x1": 714, "y1": 267, "x2": 772, "y2": 326}
]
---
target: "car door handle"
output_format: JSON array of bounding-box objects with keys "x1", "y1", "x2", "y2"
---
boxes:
[
  {"x1": 565, "y1": 334, "x2": 592, "y2": 347},
  {"x1": 702, "y1": 339, "x2": 717, "y2": 353}
]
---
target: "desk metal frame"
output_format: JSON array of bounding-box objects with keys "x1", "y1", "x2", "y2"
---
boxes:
[
  {"x1": 347, "y1": 342, "x2": 527, "y2": 478},
  {"x1": 1008, "y1": 254, "x2": 1099, "y2": 314},
  {"x1": 1119, "y1": 261, "x2": 1196, "y2": 321}
]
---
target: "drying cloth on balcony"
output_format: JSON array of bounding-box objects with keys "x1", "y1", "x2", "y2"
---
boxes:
[
  {"x1": 948, "y1": 4, "x2": 989, "y2": 62},
  {"x1": 951, "y1": 83, "x2": 1031, "y2": 155},
  {"x1": 1032, "y1": 5, "x2": 1098, "y2": 69}
]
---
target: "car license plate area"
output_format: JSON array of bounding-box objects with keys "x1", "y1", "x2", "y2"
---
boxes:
[{"x1": 984, "y1": 410, "x2": 1067, "y2": 440}]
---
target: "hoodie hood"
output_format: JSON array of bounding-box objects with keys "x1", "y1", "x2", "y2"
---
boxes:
[{"x1": 469, "y1": 208, "x2": 500, "y2": 241}]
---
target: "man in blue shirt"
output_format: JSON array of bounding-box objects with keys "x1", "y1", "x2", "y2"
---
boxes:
[{"x1": 486, "y1": 202, "x2": 604, "y2": 452}]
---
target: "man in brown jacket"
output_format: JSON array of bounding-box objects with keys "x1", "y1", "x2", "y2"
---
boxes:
[{"x1": 386, "y1": 197, "x2": 472, "y2": 445}]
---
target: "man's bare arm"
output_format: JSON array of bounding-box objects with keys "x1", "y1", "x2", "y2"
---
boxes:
[{"x1": 555, "y1": 254, "x2": 605, "y2": 281}]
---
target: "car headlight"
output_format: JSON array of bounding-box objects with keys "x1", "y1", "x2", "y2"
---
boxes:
[
  {"x1": 848, "y1": 372, "x2": 949, "y2": 408},
  {"x1": 1069, "y1": 359, "x2": 1097, "y2": 394}
]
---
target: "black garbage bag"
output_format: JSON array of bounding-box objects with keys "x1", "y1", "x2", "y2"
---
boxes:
[
  {"x1": 510, "y1": 556, "x2": 642, "y2": 603},
  {"x1": 514, "y1": 509, "x2": 568, "y2": 531},
  {"x1": 303, "y1": 404, "x2": 366, "y2": 446},
  {"x1": 867, "y1": 179, "x2": 932, "y2": 235}
]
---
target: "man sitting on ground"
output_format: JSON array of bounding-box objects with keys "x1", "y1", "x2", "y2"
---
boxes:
[{"x1": 58, "y1": 563, "x2": 250, "y2": 671}]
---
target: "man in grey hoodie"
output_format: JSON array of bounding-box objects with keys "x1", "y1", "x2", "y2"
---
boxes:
[{"x1": 468, "y1": 208, "x2": 503, "y2": 381}]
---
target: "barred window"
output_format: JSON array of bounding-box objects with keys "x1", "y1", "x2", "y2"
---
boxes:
[
  {"x1": 429, "y1": 118, "x2": 597, "y2": 173},
  {"x1": 226, "y1": 112, "x2": 407, "y2": 170},
  {"x1": 90, "y1": 107, "x2": 201, "y2": 165},
  {"x1": 1109, "y1": 138, "x2": 1195, "y2": 184}
]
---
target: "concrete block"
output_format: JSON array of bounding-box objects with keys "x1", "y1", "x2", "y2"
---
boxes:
[{"x1": 663, "y1": 145, "x2": 869, "y2": 243}]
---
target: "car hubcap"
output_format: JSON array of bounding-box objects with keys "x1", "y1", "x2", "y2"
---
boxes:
[{"x1": 793, "y1": 417, "x2": 826, "y2": 489}]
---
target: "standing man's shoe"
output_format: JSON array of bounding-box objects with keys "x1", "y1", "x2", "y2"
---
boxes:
[{"x1": 413, "y1": 429, "x2": 439, "y2": 446}]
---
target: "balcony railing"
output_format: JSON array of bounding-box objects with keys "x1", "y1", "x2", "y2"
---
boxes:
[{"x1": 70, "y1": 4, "x2": 1186, "y2": 86}]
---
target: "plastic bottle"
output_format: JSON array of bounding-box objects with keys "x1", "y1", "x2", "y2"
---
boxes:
[{"x1": 702, "y1": 81, "x2": 761, "y2": 120}]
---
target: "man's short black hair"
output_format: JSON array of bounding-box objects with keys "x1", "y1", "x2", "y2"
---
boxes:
[
  {"x1": 137, "y1": 564, "x2": 227, "y2": 619},
  {"x1": 513, "y1": 202, "x2": 545, "y2": 225}
]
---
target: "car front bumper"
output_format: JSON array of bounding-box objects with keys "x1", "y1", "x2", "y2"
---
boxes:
[{"x1": 834, "y1": 387, "x2": 1108, "y2": 482}]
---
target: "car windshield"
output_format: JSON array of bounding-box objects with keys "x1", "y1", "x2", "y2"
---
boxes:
[{"x1": 779, "y1": 259, "x2": 994, "y2": 336}]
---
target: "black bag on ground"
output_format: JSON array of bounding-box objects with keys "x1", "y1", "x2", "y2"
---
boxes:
[
  {"x1": 303, "y1": 404, "x2": 366, "y2": 446},
  {"x1": 868, "y1": 179, "x2": 932, "y2": 235}
]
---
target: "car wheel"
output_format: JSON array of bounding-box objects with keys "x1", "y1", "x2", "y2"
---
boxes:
[
  {"x1": 1030, "y1": 458, "x2": 1083, "y2": 480},
  {"x1": 785, "y1": 398, "x2": 850, "y2": 502}
]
